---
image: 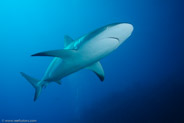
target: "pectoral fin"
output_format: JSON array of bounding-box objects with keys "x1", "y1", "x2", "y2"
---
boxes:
[
  {"x1": 32, "y1": 49, "x2": 76, "y2": 59},
  {"x1": 86, "y1": 62, "x2": 105, "y2": 81}
]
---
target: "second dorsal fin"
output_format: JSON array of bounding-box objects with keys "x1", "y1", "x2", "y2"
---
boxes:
[{"x1": 64, "y1": 35, "x2": 74, "y2": 47}]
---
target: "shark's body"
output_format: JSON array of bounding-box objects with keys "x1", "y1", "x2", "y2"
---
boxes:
[{"x1": 21, "y1": 23, "x2": 133, "y2": 101}]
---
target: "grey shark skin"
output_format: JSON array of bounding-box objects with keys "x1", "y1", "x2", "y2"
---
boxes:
[{"x1": 21, "y1": 23, "x2": 134, "y2": 101}]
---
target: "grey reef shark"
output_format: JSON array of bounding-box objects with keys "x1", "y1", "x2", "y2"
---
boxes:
[{"x1": 21, "y1": 23, "x2": 134, "y2": 101}]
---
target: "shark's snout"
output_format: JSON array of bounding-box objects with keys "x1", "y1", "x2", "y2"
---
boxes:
[
  {"x1": 125, "y1": 23, "x2": 134, "y2": 34},
  {"x1": 114, "y1": 23, "x2": 133, "y2": 44}
]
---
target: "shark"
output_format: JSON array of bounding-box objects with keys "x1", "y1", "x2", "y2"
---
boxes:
[{"x1": 21, "y1": 23, "x2": 134, "y2": 101}]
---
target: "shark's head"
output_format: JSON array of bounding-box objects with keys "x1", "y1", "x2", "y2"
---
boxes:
[
  {"x1": 77, "y1": 23, "x2": 133, "y2": 49},
  {"x1": 104, "y1": 23, "x2": 134, "y2": 45}
]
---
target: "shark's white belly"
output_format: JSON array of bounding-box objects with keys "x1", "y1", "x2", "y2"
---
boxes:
[
  {"x1": 78, "y1": 37, "x2": 119, "y2": 64},
  {"x1": 43, "y1": 38, "x2": 119, "y2": 81}
]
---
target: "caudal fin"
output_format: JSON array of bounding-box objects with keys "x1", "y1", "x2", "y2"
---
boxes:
[{"x1": 20, "y1": 72, "x2": 42, "y2": 101}]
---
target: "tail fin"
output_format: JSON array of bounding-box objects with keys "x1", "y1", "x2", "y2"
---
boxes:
[{"x1": 20, "y1": 72, "x2": 42, "y2": 101}]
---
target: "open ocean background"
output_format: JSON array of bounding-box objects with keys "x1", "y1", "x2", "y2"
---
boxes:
[{"x1": 0, "y1": 0, "x2": 184, "y2": 123}]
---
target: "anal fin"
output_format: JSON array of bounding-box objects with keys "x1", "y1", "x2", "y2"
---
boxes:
[{"x1": 56, "y1": 80, "x2": 62, "y2": 85}]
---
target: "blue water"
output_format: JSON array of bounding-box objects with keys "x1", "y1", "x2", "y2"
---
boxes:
[{"x1": 0, "y1": 0, "x2": 184, "y2": 123}]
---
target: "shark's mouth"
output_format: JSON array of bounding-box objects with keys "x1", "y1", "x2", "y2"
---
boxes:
[{"x1": 108, "y1": 37, "x2": 120, "y2": 42}]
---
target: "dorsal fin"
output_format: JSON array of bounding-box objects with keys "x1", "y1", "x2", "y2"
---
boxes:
[{"x1": 64, "y1": 35, "x2": 74, "y2": 47}]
